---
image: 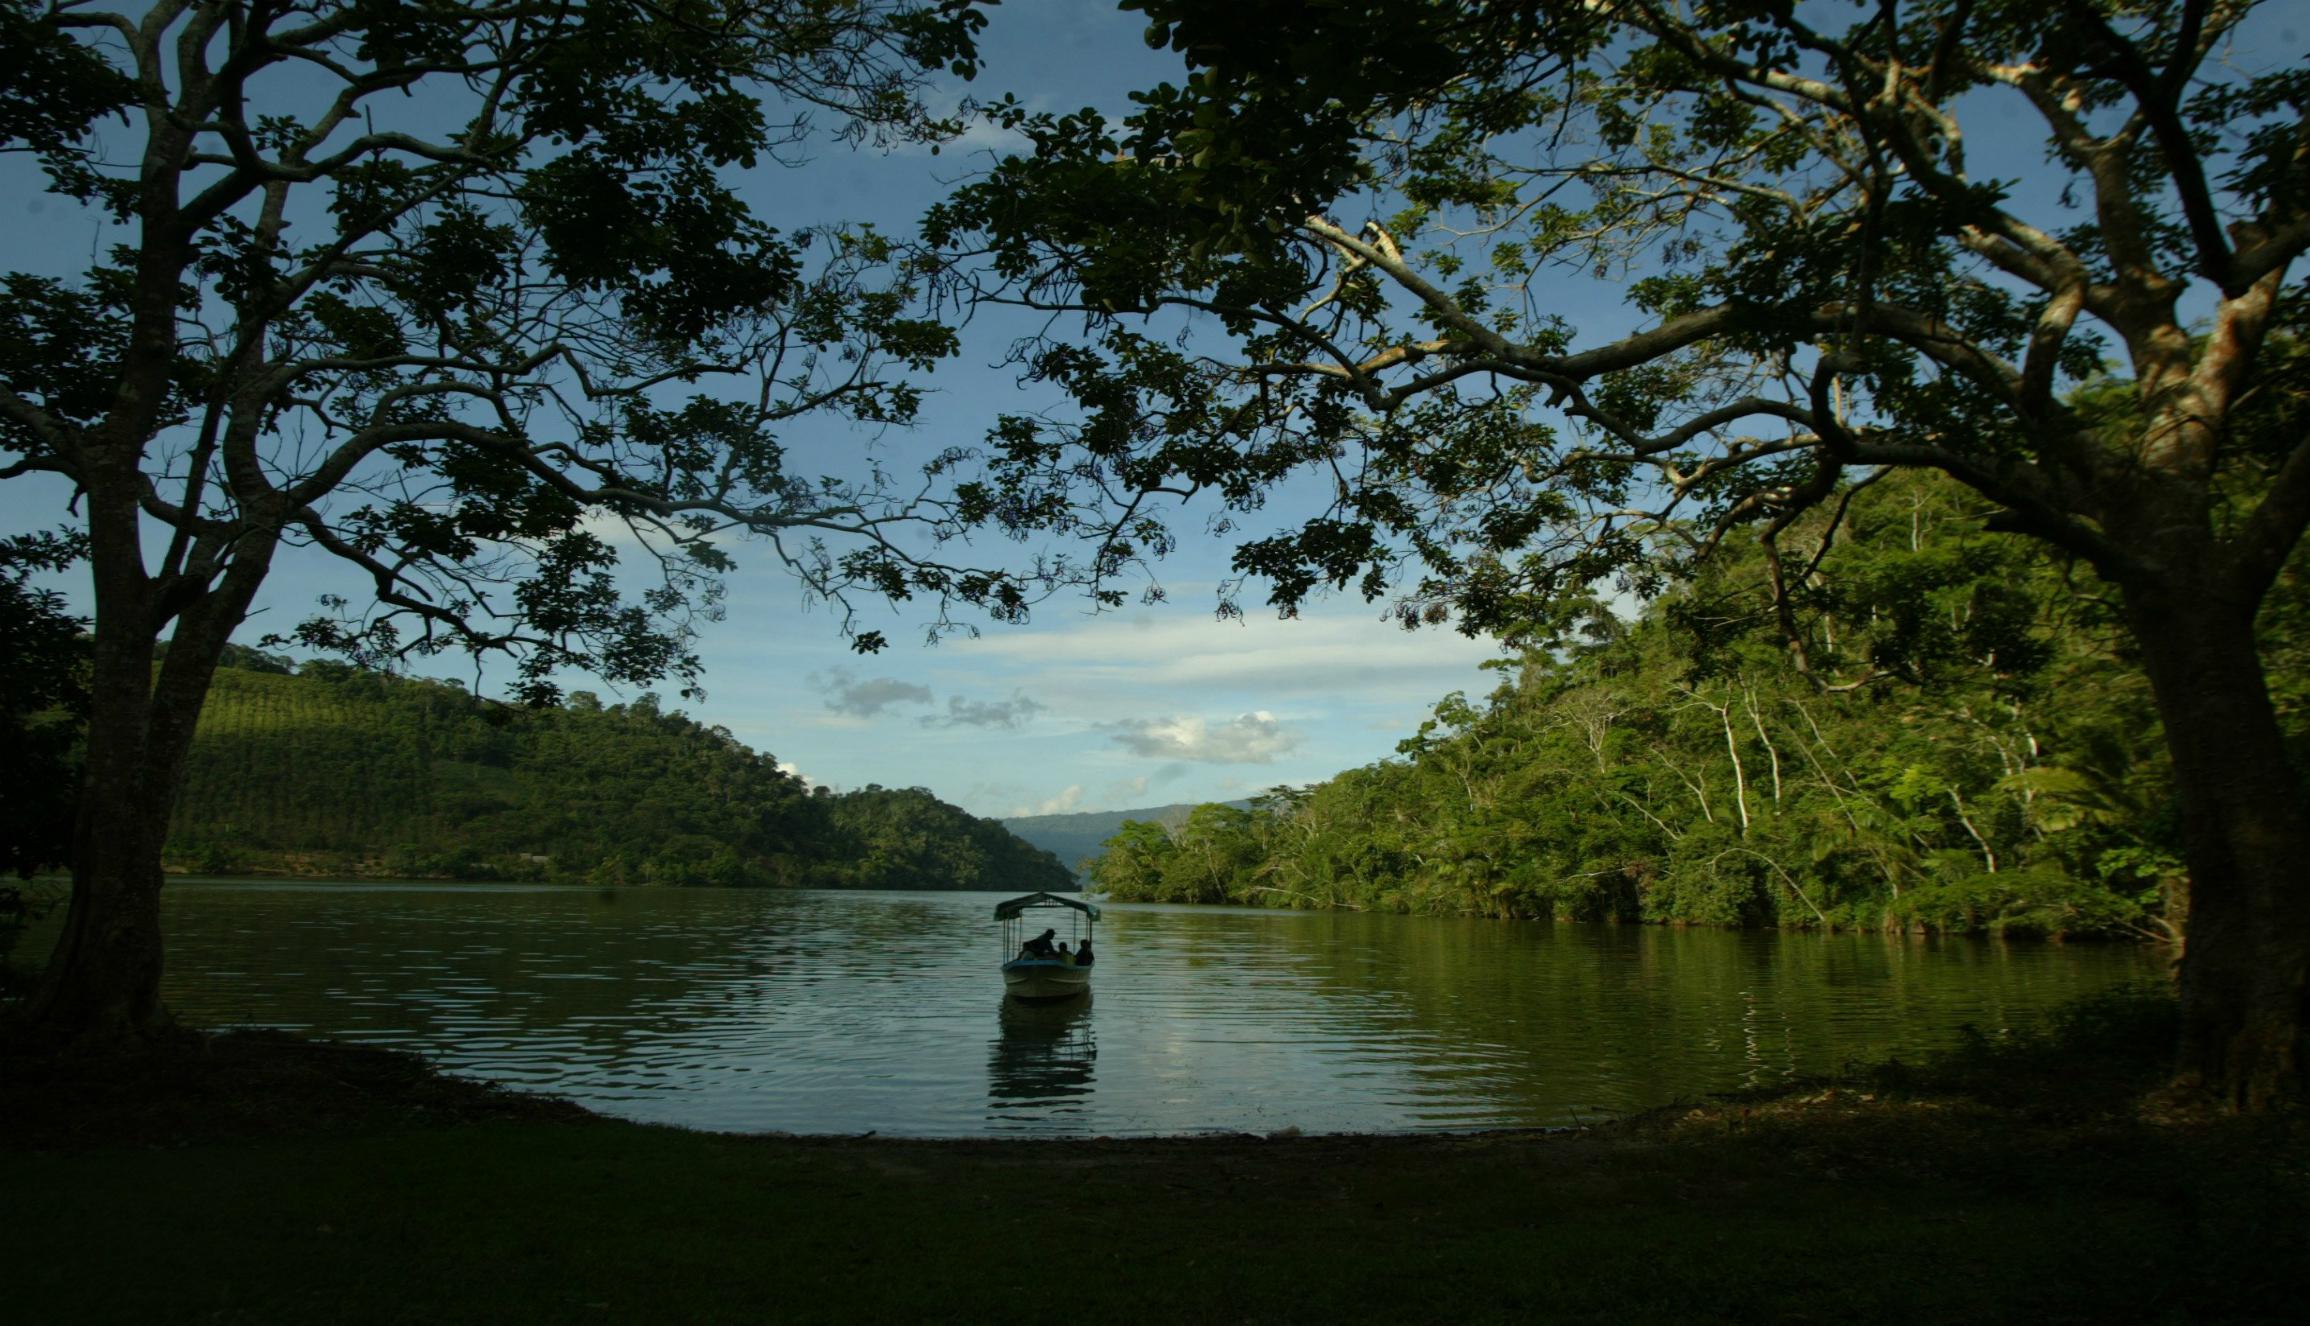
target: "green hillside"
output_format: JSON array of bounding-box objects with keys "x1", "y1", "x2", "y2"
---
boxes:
[{"x1": 168, "y1": 658, "x2": 1072, "y2": 892}]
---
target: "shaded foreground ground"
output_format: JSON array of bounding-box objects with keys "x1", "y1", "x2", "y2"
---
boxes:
[{"x1": 4, "y1": 1006, "x2": 2305, "y2": 1324}]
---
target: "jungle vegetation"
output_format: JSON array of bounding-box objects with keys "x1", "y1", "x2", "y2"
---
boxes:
[
  {"x1": 1092, "y1": 470, "x2": 2309, "y2": 940},
  {"x1": 165, "y1": 653, "x2": 1072, "y2": 893}
]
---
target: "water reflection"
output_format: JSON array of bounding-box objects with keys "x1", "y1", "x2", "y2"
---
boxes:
[
  {"x1": 28, "y1": 882, "x2": 2168, "y2": 1136},
  {"x1": 987, "y1": 997, "x2": 1097, "y2": 1126}
]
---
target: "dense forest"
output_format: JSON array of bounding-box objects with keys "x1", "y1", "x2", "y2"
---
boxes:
[
  {"x1": 1089, "y1": 473, "x2": 2310, "y2": 940},
  {"x1": 166, "y1": 657, "x2": 1072, "y2": 892}
]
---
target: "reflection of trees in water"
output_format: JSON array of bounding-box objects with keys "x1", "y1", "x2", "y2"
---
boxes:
[
  {"x1": 153, "y1": 888, "x2": 1004, "y2": 1087},
  {"x1": 1102, "y1": 907, "x2": 2158, "y2": 1121},
  {"x1": 987, "y1": 996, "x2": 1096, "y2": 1118}
]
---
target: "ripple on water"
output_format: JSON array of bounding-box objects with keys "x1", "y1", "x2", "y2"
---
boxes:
[{"x1": 139, "y1": 884, "x2": 2164, "y2": 1137}]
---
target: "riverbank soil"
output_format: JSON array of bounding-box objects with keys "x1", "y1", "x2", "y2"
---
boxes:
[{"x1": 3, "y1": 1024, "x2": 2304, "y2": 1324}]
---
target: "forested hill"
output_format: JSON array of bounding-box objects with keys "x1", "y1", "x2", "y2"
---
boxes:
[
  {"x1": 168, "y1": 660, "x2": 1073, "y2": 892},
  {"x1": 1001, "y1": 802, "x2": 1248, "y2": 877},
  {"x1": 1088, "y1": 472, "x2": 2310, "y2": 938}
]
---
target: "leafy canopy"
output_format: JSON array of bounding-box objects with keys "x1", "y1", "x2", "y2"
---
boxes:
[
  {"x1": 0, "y1": 0, "x2": 1044, "y2": 703},
  {"x1": 928, "y1": 0, "x2": 2310, "y2": 642}
]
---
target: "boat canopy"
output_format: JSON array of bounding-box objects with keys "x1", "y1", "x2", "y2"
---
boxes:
[{"x1": 994, "y1": 891, "x2": 1101, "y2": 921}]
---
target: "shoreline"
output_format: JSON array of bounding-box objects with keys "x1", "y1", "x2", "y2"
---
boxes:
[
  {"x1": 13, "y1": 871, "x2": 2161, "y2": 946},
  {"x1": 6, "y1": 1015, "x2": 2306, "y2": 1322},
  {"x1": 0, "y1": 1024, "x2": 1668, "y2": 1153}
]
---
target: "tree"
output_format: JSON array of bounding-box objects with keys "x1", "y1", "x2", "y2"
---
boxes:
[
  {"x1": 929, "y1": 0, "x2": 2310, "y2": 1107},
  {"x1": 0, "y1": 0, "x2": 1028, "y2": 1047},
  {"x1": 1086, "y1": 818, "x2": 1182, "y2": 898}
]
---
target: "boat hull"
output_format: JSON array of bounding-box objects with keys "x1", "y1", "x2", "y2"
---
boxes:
[{"x1": 1002, "y1": 959, "x2": 1091, "y2": 1001}]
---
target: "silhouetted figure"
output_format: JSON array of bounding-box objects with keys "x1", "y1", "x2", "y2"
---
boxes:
[
  {"x1": 1057, "y1": 942, "x2": 1073, "y2": 964},
  {"x1": 1074, "y1": 938, "x2": 1094, "y2": 968},
  {"x1": 1022, "y1": 928, "x2": 1058, "y2": 958}
]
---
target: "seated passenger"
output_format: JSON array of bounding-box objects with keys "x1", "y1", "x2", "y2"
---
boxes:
[
  {"x1": 1056, "y1": 942, "x2": 1073, "y2": 965},
  {"x1": 1074, "y1": 938, "x2": 1095, "y2": 968},
  {"x1": 1022, "y1": 927, "x2": 1058, "y2": 959}
]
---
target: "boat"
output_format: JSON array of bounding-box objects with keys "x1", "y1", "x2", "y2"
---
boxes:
[{"x1": 996, "y1": 891, "x2": 1098, "y2": 1001}]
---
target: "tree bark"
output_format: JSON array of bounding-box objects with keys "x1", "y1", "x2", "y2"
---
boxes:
[
  {"x1": 2124, "y1": 576, "x2": 2310, "y2": 1111},
  {"x1": 16, "y1": 457, "x2": 277, "y2": 1048},
  {"x1": 28, "y1": 808, "x2": 172, "y2": 1046},
  {"x1": 19, "y1": 464, "x2": 175, "y2": 1045}
]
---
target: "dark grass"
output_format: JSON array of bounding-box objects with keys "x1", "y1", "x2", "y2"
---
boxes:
[{"x1": 4, "y1": 989, "x2": 2305, "y2": 1324}]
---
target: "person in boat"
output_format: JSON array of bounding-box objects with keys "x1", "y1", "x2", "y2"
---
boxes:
[
  {"x1": 1056, "y1": 942, "x2": 1073, "y2": 964},
  {"x1": 1021, "y1": 928, "x2": 1059, "y2": 959},
  {"x1": 1074, "y1": 937, "x2": 1094, "y2": 968}
]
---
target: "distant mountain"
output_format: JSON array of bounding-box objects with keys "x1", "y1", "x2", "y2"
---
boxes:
[
  {"x1": 170, "y1": 658, "x2": 1072, "y2": 891},
  {"x1": 1002, "y1": 801, "x2": 1253, "y2": 878}
]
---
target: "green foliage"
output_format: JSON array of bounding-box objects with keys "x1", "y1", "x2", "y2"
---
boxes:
[
  {"x1": 0, "y1": 531, "x2": 88, "y2": 879},
  {"x1": 1095, "y1": 472, "x2": 2214, "y2": 938},
  {"x1": 0, "y1": 530, "x2": 84, "y2": 996},
  {"x1": 0, "y1": 0, "x2": 134, "y2": 165},
  {"x1": 1892, "y1": 866, "x2": 2154, "y2": 939},
  {"x1": 817, "y1": 785, "x2": 1074, "y2": 891},
  {"x1": 0, "y1": 0, "x2": 1049, "y2": 1038},
  {"x1": 4, "y1": 0, "x2": 1023, "y2": 714},
  {"x1": 165, "y1": 664, "x2": 1070, "y2": 893}
]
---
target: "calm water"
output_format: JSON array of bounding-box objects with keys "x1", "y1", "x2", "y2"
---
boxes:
[{"x1": 99, "y1": 882, "x2": 2160, "y2": 1136}]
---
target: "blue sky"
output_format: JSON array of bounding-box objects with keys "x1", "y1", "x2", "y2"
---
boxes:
[
  {"x1": 0, "y1": 0, "x2": 1511, "y2": 819},
  {"x1": 625, "y1": 0, "x2": 1514, "y2": 816},
  {"x1": 671, "y1": 1, "x2": 1509, "y2": 816}
]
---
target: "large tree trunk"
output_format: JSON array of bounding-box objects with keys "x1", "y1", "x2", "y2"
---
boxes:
[
  {"x1": 29, "y1": 809, "x2": 173, "y2": 1046},
  {"x1": 2125, "y1": 575, "x2": 2310, "y2": 1111},
  {"x1": 22, "y1": 624, "x2": 252, "y2": 1048},
  {"x1": 17, "y1": 461, "x2": 274, "y2": 1049},
  {"x1": 21, "y1": 561, "x2": 172, "y2": 1043}
]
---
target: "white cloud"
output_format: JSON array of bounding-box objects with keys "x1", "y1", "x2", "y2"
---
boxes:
[
  {"x1": 1012, "y1": 785, "x2": 1084, "y2": 817},
  {"x1": 889, "y1": 88, "x2": 1038, "y2": 159},
  {"x1": 938, "y1": 115, "x2": 1033, "y2": 158},
  {"x1": 1103, "y1": 711, "x2": 1301, "y2": 764},
  {"x1": 812, "y1": 667, "x2": 934, "y2": 718},
  {"x1": 960, "y1": 604, "x2": 1500, "y2": 709},
  {"x1": 923, "y1": 690, "x2": 1043, "y2": 729},
  {"x1": 576, "y1": 505, "x2": 741, "y2": 556}
]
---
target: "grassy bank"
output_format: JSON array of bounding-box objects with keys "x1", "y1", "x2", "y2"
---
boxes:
[{"x1": 4, "y1": 999, "x2": 2305, "y2": 1324}]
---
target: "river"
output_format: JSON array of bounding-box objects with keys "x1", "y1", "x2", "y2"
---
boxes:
[{"x1": 56, "y1": 881, "x2": 2161, "y2": 1136}]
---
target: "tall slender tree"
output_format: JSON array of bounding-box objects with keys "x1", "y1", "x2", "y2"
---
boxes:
[
  {"x1": 929, "y1": 0, "x2": 2310, "y2": 1107},
  {"x1": 0, "y1": 0, "x2": 1027, "y2": 1047}
]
